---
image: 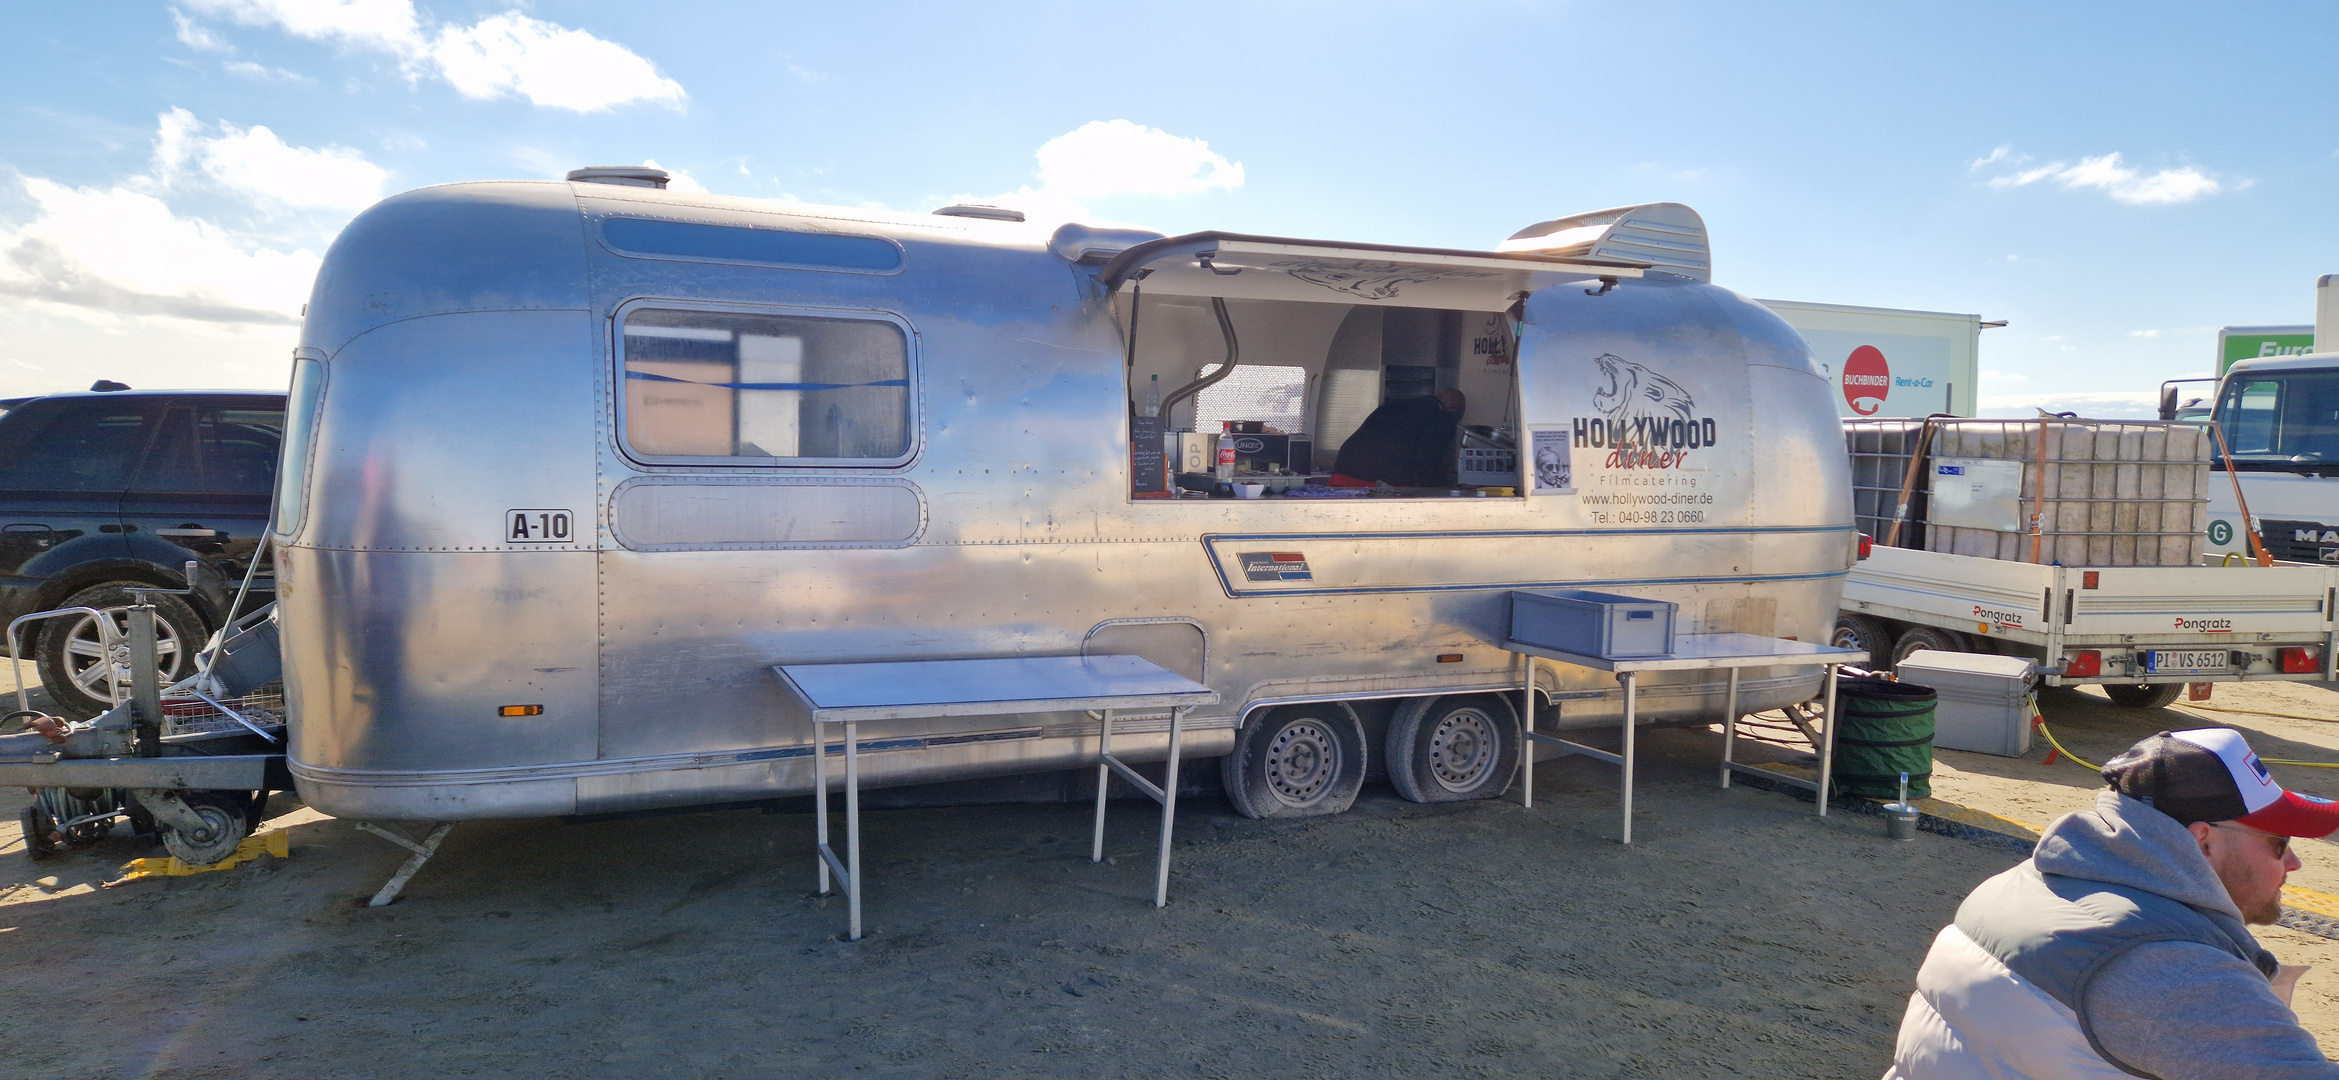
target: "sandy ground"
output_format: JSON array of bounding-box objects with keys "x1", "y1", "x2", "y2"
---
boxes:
[{"x1": 4, "y1": 676, "x2": 2338, "y2": 1077}]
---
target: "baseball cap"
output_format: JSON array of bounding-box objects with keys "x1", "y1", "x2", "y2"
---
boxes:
[{"x1": 2100, "y1": 728, "x2": 2339, "y2": 838}]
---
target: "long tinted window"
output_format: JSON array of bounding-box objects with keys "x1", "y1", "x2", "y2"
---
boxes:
[
  {"x1": 130, "y1": 405, "x2": 284, "y2": 495},
  {"x1": 0, "y1": 400, "x2": 159, "y2": 492},
  {"x1": 602, "y1": 219, "x2": 902, "y2": 273}
]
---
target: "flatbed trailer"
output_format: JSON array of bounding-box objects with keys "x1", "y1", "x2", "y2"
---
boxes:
[{"x1": 1837, "y1": 545, "x2": 2334, "y2": 708}]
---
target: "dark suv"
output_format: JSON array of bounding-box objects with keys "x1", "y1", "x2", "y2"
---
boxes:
[{"x1": 0, "y1": 386, "x2": 285, "y2": 719}]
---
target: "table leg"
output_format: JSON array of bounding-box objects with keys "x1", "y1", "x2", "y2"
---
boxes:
[
  {"x1": 814, "y1": 720, "x2": 831, "y2": 896},
  {"x1": 1816, "y1": 665, "x2": 1839, "y2": 818},
  {"x1": 1620, "y1": 670, "x2": 1637, "y2": 845},
  {"x1": 1092, "y1": 709, "x2": 1113, "y2": 864},
  {"x1": 1720, "y1": 667, "x2": 1741, "y2": 789},
  {"x1": 1154, "y1": 707, "x2": 1186, "y2": 908},
  {"x1": 845, "y1": 719, "x2": 862, "y2": 941},
  {"x1": 1521, "y1": 657, "x2": 1536, "y2": 810}
]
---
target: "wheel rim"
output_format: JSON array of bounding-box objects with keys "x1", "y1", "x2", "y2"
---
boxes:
[
  {"x1": 162, "y1": 802, "x2": 243, "y2": 865},
  {"x1": 1427, "y1": 707, "x2": 1499, "y2": 792},
  {"x1": 58, "y1": 607, "x2": 185, "y2": 708},
  {"x1": 1831, "y1": 625, "x2": 1864, "y2": 650},
  {"x1": 1264, "y1": 718, "x2": 1341, "y2": 807}
]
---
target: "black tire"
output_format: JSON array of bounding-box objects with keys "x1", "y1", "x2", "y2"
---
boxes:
[
  {"x1": 1890, "y1": 626, "x2": 1966, "y2": 668},
  {"x1": 1220, "y1": 704, "x2": 1367, "y2": 819},
  {"x1": 1831, "y1": 614, "x2": 1891, "y2": 667},
  {"x1": 2102, "y1": 683, "x2": 2184, "y2": 710},
  {"x1": 155, "y1": 790, "x2": 252, "y2": 866},
  {"x1": 19, "y1": 803, "x2": 63, "y2": 861},
  {"x1": 35, "y1": 583, "x2": 206, "y2": 721},
  {"x1": 1386, "y1": 694, "x2": 1520, "y2": 804}
]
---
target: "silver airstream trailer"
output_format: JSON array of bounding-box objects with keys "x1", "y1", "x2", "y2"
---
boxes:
[{"x1": 274, "y1": 172, "x2": 1854, "y2": 832}]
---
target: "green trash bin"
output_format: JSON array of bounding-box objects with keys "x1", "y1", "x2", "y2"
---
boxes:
[{"x1": 1832, "y1": 675, "x2": 1936, "y2": 800}]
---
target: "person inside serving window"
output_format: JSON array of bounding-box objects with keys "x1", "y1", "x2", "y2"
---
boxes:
[{"x1": 1328, "y1": 388, "x2": 1465, "y2": 489}]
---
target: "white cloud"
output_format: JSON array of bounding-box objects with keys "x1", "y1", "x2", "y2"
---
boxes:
[
  {"x1": 958, "y1": 119, "x2": 1245, "y2": 226},
  {"x1": 151, "y1": 107, "x2": 387, "y2": 211},
  {"x1": 0, "y1": 179, "x2": 317, "y2": 326},
  {"x1": 222, "y1": 59, "x2": 314, "y2": 83},
  {"x1": 430, "y1": 14, "x2": 685, "y2": 111},
  {"x1": 1978, "y1": 390, "x2": 2161, "y2": 419},
  {"x1": 1983, "y1": 150, "x2": 2224, "y2": 205},
  {"x1": 2128, "y1": 329, "x2": 2161, "y2": 339},
  {"x1": 1035, "y1": 120, "x2": 1244, "y2": 199},
  {"x1": 185, "y1": 0, "x2": 421, "y2": 53},
  {"x1": 184, "y1": 0, "x2": 684, "y2": 112},
  {"x1": 0, "y1": 108, "x2": 381, "y2": 342},
  {"x1": 1968, "y1": 145, "x2": 2021, "y2": 171},
  {"x1": 173, "y1": 9, "x2": 232, "y2": 52},
  {"x1": 642, "y1": 159, "x2": 705, "y2": 194}
]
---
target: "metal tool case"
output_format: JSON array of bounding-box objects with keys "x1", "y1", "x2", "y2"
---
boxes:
[{"x1": 276, "y1": 180, "x2": 1856, "y2": 823}]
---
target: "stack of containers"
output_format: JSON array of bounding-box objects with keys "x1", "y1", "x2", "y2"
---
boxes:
[
  {"x1": 1844, "y1": 419, "x2": 1931, "y2": 546},
  {"x1": 1841, "y1": 418, "x2": 2212, "y2": 567}
]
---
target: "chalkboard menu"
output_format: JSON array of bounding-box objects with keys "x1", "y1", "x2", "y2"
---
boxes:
[{"x1": 1130, "y1": 415, "x2": 1168, "y2": 498}]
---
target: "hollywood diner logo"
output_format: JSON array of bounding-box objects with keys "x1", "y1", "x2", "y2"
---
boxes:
[
  {"x1": 1571, "y1": 355, "x2": 1718, "y2": 470},
  {"x1": 1842, "y1": 345, "x2": 1890, "y2": 416}
]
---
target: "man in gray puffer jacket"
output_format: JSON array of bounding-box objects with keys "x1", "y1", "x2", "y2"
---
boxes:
[{"x1": 1885, "y1": 727, "x2": 2339, "y2": 1078}]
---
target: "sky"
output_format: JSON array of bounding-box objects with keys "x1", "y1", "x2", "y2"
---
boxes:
[{"x1": 1, "y1": 1, "x2": 2333, "y2": 415}]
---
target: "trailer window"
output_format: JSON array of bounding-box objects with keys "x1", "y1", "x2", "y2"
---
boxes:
[{"x1": 621, "y1": 307, "x2": 912, "y2": 465}]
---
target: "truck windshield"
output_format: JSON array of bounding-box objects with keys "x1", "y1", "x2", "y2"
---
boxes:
[{"x1": 2215, "y1": 371, "x2": 2339, "y2": 466}]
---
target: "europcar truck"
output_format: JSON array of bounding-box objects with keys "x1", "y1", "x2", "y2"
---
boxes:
[{"x1": 2179, "y1": 274, "x2": 2339, "y2": 565}]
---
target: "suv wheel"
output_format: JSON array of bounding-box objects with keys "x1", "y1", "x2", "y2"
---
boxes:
[{"x1": 35, "y1": 583, "x2": 205, "y2": 720}]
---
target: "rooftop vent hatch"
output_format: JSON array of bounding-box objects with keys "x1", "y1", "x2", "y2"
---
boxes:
[
  {"x1": 568, "y1": 166, "x2": 670, "y2": 189},
  {"x1": 1498, "y1": 202, "x2": 1710, "y2": 283},
  {"x1": 932, "y1": 204, "x2": 1027, "y2": 222},
  {"x1": 90, "y1": 380, "x2": 131, "y2": 392}
]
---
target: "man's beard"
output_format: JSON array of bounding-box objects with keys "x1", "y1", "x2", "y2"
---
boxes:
[{"x1": 2213, "y1": 845, "x2": 2286, "y2": 925}]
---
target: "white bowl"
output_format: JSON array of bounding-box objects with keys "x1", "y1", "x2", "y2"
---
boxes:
[{"x1": 1233, "y1": 482, "x2": 1265, "y2": 499}]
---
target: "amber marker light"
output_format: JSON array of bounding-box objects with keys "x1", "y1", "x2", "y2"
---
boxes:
[
  {"x1": 1436, "y1": 654, "x2": 1464, "y2": 664},
  {"x1": 499, "y1": 705, "x2": 544, "y2": 717}
]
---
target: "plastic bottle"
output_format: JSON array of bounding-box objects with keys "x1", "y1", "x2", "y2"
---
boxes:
[
  {"x1": 1143, "y1": 374, "x2": 1161, "y2": 418},
  {"x1": 1216, "y1": 430, "x2": 1236, "y2": 481}
]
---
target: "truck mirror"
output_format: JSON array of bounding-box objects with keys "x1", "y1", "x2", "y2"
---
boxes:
[{"x1": 2158, "y1": 383, "x2": 2179, "y2": 422}]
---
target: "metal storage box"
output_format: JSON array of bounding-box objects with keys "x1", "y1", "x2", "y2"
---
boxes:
[
  {"x1": 1895, "y1": 650, "x2": 2035, "y2": 756},
  {"x1": 1510, "y1": 589, "x2": 1677, "y2": 658}
]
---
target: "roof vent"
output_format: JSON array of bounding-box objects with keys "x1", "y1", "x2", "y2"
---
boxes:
[
  {"x1": 1048, "y1": 223, "x2": 1168, "y2": 264},
  {"x1": 89, "y1": 380, "x2": 131, "y2": 392},
  {"x1": 932, "y1": 203, "x2": 1026, "y2": 222},
  {"x1": 1498, "y1": 202, "x2": 1710, "y2": 282},
  {"x1": 567, "y1": 166, "x2": 670, "y2": 189}
]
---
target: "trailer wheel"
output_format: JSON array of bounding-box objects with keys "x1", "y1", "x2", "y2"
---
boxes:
[
  {"x1": 19, "y1": 804, "x2": 64, "y2": 861},
  {"x1": 157, "y1": 791, "x2": 253, "y2": 866},
  {"x1": 1220, "y1": 704, "x2": 1366, "y2": 819},
  {"x1": 1890, "y1": 627, "x2": 1966, "y2": 667},
  {"x1": 1831, "y1": 615, "x2": 1891, "y2": 666},
  {"x1": 1387, "y1": 694, "x2": 1520, "y2": 804},
  {"x1": 2102, "y1": 683, "x2": 2184, "y2": 710}
]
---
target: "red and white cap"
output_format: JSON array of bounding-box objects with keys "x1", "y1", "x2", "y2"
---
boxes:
[{"x1": 2101, "y1": 727, "x2": 2339, "y2": 838}]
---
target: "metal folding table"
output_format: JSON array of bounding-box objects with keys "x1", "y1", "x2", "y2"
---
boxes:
[
  {"x1": 1503, "y1": 633, "x2": 1865, "y2": 843},
  {"x1": 773, "y1": 654, "x2": 1218, "y2": 941}
]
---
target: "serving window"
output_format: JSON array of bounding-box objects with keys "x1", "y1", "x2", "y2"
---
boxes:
[
  {"x1": 619, "y1": 305, "x2": 914, "y2": 467},
  {"x1": 1123, "y1": 294, "x2": 1523, "y2": 500}
]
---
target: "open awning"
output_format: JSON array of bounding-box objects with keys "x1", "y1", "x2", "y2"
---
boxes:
[{"x1": 1095, "y1": 232, "x2": 1647, "y2": 312}]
